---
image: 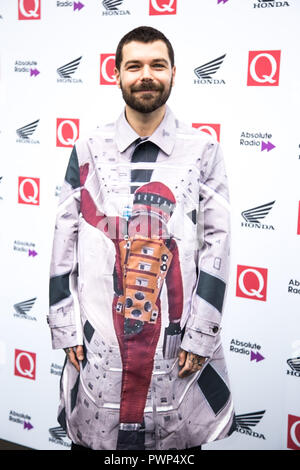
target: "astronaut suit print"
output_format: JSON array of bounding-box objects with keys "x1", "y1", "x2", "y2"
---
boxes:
[{"x1": 80, "y1": 175, "x2": 184, "y2": 431}]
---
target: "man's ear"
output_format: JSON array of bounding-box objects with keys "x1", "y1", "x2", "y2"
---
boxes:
[
  {"x1": 114, "y1": 67, "x2": 121, "y2": 88},
  {"x1": 171, "y1": 65, "x2": 176, "y2": 87}
]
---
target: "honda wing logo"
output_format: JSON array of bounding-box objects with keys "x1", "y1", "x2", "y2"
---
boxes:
[
  {"x1": 236, "y1": 410, "x2": 265, "y2": 431},
  {"x1": 287, "y1": 357, "x2": 300, "y2": 373},
  {"x1": 13, "y1": 298, "x2": 36, "y2": 316},
  {"x1": 241, "y1": 201, "x2": 275, "y2": 223},
  {"x1": 236, "y1": 410, "x2": 266, "y2": 439},
  {"x1": 57, "y1": 57, "x2": 82, "y2": 79},
  {"x1": 16, "y1": 120, "x2": 39, "y2": 140},
  {"x1": 49, "y1": 426, "x2": 67, "y2": 441},
  {"x1": 102, "y1": 0, "x2": 124, "y2": 9},
  {"x1": 194, "y1": 54, "x2": 226, "y2": 80}
]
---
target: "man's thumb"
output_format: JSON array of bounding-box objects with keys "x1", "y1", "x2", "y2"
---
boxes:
[
  {"x1": 76, "y1": 345, "x2": 84, "y2": 360},
  {"x1": 178, "y1": 348, "x2": 186, "y2": 367}
]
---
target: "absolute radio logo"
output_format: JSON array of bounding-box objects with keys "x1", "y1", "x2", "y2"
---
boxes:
[
  {"x1": 50, "y1": 362, "x2": 63, "y2": 377},
  {"x1": 192, "y1": 123, "x2": 221, "y2": 142},
  {"x1": 101, "y1": 0, "x2": 130, "y2": 16},
  {"x1": 13, "y1": 240, "x2": 38, "y2": 257},
  {"x1": 14, "y1": 60, "x2": 40, "y2": 77},
  {"x1": 149, "y1": 0, "x2": 177, "y2": 15},
  {"x1": 241, "y1": 201, "x2": 275, "y2": 230},
  {"x1": 56, "y1": 1, "x2": 85, "y2": 11},
  {"x1": 100, "y1": 54, "x2": 116, "y2": 85},
  {"x1": 56, "y1": 118, "x2": 80, "y2": 147},
  {"x1": 236, "y1": 265, "x2": 268, "y2": 301},
  {"x1": 55, "y1": 185, "x2": 62, "y2": 198},
  {"x1": 9, "y1": 410, "x2": 34, "y2": 431},
  {"x1": 57, "y1": 57, "x2": 83, "y2": 83},
  {"x1": 247, "y1": 50, "x2": 281, "y2": 86},
  {"x1": 240, "y1": 130, "x2": 276, "y2": 152},
  {"x1": 253, "y1": 0, "x2": 290, "y2": 8},
  {"x1": 288, "y1": 279, "x2": 300, "y2": 296},
  {"x1": 18, "y1": 177, "x2": 40, "y2": 205},
  {"x1": 297, "y1": 201, "x2": 300, "y2": 234},
  {"x1": 230, "y1": 338, "x2": 265, "y2": 363},
  {"x1": 287, "y1": 415, "x2": 300, "y2": 450},
  {"x1": 18, "y1": 0, "x2": 41, "y2": 20},
  {"x1": 14, "y1": 349, "x2": 36, "y2": 380},
  {"x1": 194, "y1": 54, "x2": 226, "y2": 85}
]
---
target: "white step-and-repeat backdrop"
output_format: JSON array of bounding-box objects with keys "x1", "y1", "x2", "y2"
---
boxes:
[{"x1": 0, "y1": 0, "x2": 299, "y2": 451}]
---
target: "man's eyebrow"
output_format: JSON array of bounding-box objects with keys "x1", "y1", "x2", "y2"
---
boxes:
[{"x1": 124, "y1": 58, "x2": 169, "y2": 67}]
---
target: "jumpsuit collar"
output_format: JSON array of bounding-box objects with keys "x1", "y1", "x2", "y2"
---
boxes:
[{"x1": 115, "y1": 105, "x2": 176, "y2": 156}]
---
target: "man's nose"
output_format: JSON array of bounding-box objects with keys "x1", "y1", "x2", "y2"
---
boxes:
[{"x1": 140, "y1": 65, "x2": 153, "y2": 80}]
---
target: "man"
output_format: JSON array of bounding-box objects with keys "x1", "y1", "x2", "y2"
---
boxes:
[{"x1": 48, "y1": 26, "x2": 236, "y2": 451}]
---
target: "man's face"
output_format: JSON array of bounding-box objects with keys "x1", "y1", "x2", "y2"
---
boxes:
[{"x1": 115, "y1": 40, "x2": 176, "y2": 114}]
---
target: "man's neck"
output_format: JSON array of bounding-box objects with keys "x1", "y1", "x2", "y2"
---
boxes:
[{"x1": 125, "y1": 105, "x2": 166, "y2": 137}]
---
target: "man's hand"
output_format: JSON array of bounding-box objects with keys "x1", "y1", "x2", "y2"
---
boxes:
[
  {"x1": 64, "y1": 345, "x2": 84, "y2": 372},
  {"x1": 178, "y1": 348, "x2": 206, "y2": 378}
]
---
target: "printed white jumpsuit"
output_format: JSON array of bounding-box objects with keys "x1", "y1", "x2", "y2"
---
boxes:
[{"x1": 48, "y1": 106, "x2": 236, "y2": 450}]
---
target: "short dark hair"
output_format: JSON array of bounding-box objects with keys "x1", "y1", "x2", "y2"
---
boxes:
[{"x1": 115, "y1": 26, "x2": 175, "y2": 70}]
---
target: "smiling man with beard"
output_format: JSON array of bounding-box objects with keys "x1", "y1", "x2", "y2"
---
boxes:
[{"x1": 48, "y1": 26, "x2": 236, "y2": 452}]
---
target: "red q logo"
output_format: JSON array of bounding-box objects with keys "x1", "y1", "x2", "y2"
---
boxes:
[
  {"x1": 287, "y1": 415, "x2": 300, "y2": 450},
  {"x1": 18, "y1": 177, "x2": 40, "y2": 205},
  {"x1": 192, "y1": 123, "x2": 221, "y2": 142},
  {"x1": 236, "y1": 265, "x2": 268, "y2": 301},
  {"x1": 14, "y1": 349, "x2": 36, "y2": 380},
  {"x1": 18, "y1": 0, "x2": 41, "y2": 20},
  {"x1": 149, "y1": 0, "x2": 177, "y2": 15},
  {"x1": 247, "y1": 50, "x2": 281, "y2": 86},
  {"x1": 100, "y1": 54, "x2": 116, "y2": 85},
  {"x1": 56, "y1": 118, "x2": 80, "y2": 147}
]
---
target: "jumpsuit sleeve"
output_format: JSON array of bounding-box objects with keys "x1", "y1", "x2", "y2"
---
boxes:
[
  {"x1": 180, "y1": 140, "x2": 230, "y2": 358},
  {"x1": 47, "y1": 146, "x2": 83, "y2": 350},
  {"x1": 165, "y1": 239, "x2": 183, "y2": 323}
]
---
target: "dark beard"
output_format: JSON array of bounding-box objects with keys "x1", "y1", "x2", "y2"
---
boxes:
[{"x1": 120, "y1": 77, "x2": 173, "y2": 114}]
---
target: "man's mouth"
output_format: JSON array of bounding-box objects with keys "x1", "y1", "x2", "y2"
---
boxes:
[
  {"x1": 134, "y1": 89, "x2": 158, "y2": 93},
  {"x1": 132, "y1": 84, "x2": 161, "y2": 93}
]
